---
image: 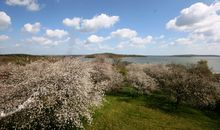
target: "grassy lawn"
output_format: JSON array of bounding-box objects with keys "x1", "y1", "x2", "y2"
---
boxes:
[{"x1": 85, "y1": 90, "x2": 220, "y2": 130}]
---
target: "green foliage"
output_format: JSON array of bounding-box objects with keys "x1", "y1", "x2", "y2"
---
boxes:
[
  {"x1": 187, "y1": 60, "x2": 212, "y2": 76},
  {"x1": 214, "y1": 73, "x2": 220, "y2": 81},
  {"x1": 112, "y1": 57, "x2": 129, "y2": 76}
]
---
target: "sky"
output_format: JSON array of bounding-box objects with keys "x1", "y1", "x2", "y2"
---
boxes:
[{"x1": 0, "y1": 0, "x2": 220, "y2": 55}]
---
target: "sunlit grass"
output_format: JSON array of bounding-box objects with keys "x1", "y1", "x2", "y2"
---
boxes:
[{"x1": 85, "y1": 92, "x2": 220, "y2": 130}]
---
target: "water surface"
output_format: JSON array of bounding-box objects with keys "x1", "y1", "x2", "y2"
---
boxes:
[{"x1": 122, "y1": 56, "x2": 220, "y2": 73}]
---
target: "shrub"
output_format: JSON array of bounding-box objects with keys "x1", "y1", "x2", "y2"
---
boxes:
[
  {"x1": 187, "y1": 60, "x2": 212, "y2": 76},
  {"x1": 90, "y1": 62, "x2": 124, "y2": 93},
  {"x1": 144, "y1": 62, "x2": 219, "y2": 108},
  {"x1": 94, "y1": 55, "x2": 106, "y2": 63},
  {"x1": 112, "y1": 57, "x2": 129, "y2": 76},
  {"x1": 126, "y1": 64, "x2": 158, "y2": 94},
  {"x1": 0, "y1": 58, "x2": 114, "y2": 129}
]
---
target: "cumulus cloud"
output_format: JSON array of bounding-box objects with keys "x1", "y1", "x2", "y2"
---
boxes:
[
  {"x1": 87, "y1": 35, "x2": 105, "y2": 43},
  {"x1": 26, "y1": 28, "x2": 70, "y2": 46},
  {"x1": 81, "y1": 28, "x2": 153, "y2": 49},
  {"x1": 6, "y1": 0, "x2": 40, "y2": 11},
  {"x1": 130, "y1": 36, "x2": 153, "y2": 46},
  {"x1": 0, "y1": 11, "x2": 11, "y2": 29},
  {"x1": 81, "y1": 14, "x2": 119, "y2": 32},
  {"x1": 167, "y1": 1, "x2": 220, "y2": 44},
  {"x1": 63, "y1": 14, "x2": 119, "y2": 32},
  {"x1": 173, "y1": 33, "x2": 206, "y2": 46},
  {"x1": 63, "y1": 18, "x2": 81, "y2": 29},
  {"x1": 0, "y1": 35, "x2": 10, "y2": 42},
  {"x1": 111, "y1": 28, "x2": 153, "y2": 48},
  {"x1": 111, "y1": 28, "x2": 137, "y2": 39},
  {"x1": 115, "y1": 35, "x2": 153, "y2": 49},
  {"x1": 28, "y1": 36, "x2": 53, "y2": 45},
  {"x1": 22, "y1": 22, "x2": 41, "y2": 34},
  {"x1": 27, "y1": 36, "x2": 70, "y2": 46},
  {"x1": 46, "y1": 29, "x2": 69, "y2": 39}
]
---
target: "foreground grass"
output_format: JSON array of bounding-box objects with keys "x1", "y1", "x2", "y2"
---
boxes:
[{"x1": 85, "y1": 92, "x2": 220, "y2": 130}]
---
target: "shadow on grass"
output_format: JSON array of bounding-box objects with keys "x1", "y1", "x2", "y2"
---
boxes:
[
  {"x1": 144, "y1": 92, "x2": 178, "y2": 113},
  {"x1": 85, "y1": 84, "x2": 220, "y2": 130},
  {"x1": 107, "y1": 87, "x2": 139, "y2": 97},
  {"x1": 107, "y1": 86, "x2": 220, "y2": 122},
  {"x1": 107, "y1": 85, "x2": 176, "y2": 112}
]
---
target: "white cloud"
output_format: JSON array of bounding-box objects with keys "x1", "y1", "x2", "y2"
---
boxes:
[
  {"x1": 174, "y1": 38, "x2": 194, "y2": 45},
  {"x1": 130, "y1": 36, "x2": 153, "y2": 47},
  {"x1": 63, "y1": 14, "x2": 119, "y2": 32},
  {"x1": 22, "y1": 22, "x2": 41, "y2": 34},
  {"x1": 173, "y1": 34, "x2": 206, "y2": 46},
  {"x1": 116, "y1": 42, "x2": 127, "y2": 49},
  {"x1": 63, "y1": 18, "x2": 81, "y2": 29},
  {"x1": 0, "y1": 11, "x2": 11, "y2": 29},
  {"x1": 167, "y1": 1, "x2": 220, "y2": 44},
  {"x1": 83, "y1": 29, "x2": 152, "y2": 49},
  {"x1": 72, "y1": 27, "x2": 154, "y2": 51},
  {"x1": 87, "y1": 35, "x2": 105, "y2": 43},
  {"x1": 81, "y1": 14, "x2": 119, "y2": 32},
  {"x1": 167, "y1": 2, "x2": 211, "y2": 30},
  {"x1": 111, "y1": 28, "x2": 137, "y2": 39},
  {"x1": 29, "y1": 36, "x2": 52, "y2": 45},
  {"x1": 110, "y1": 28, "x2": 153, "y2": 48},
  {"x1": 24, "y1": 28, "x2": 70, "y2": 46},
  {"x1": 6, "y1": 0, "x2": 40, "y2": 11},
  {"x1": 0, "y1": 35, "x2": 10, "y2": 42},
  {"x1": 115, "y1": 35, "x2": 153, "y2": 49},
  {"x1": 27, "y1": 36, "x2": 70, "y2": 46},
  {"x1": 46, "y1": 29, "x2": 68, "y2": 39}
]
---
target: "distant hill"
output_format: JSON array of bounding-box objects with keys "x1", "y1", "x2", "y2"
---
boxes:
[
  {"x1": 84, "y1": 53, "x2": 146, "y2": 58},
  {"x1": 0, "y1": 54, "x2": 83, "y2": 57}
]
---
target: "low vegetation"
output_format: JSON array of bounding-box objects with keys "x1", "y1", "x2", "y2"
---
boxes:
[
  {"x1": 0, "y1": 56, "x2": 219, "y2": 129},
  {"x1": 0, "y1": 58, "x2": 123, "y2": 129},
  {"x1": 144, "y1": 61, "x2": 219, "y2": 109},
  {"x1": 85, "y1": 95, "x2": 220, "y2": 130},
  {"x1": 85, "y1": 53, "x2": 146, "y2": 59},
  {"x1": 0, "y1": 54, "x2": 60, "y2": 65}
]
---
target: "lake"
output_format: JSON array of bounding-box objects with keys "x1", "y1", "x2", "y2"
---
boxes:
[
  {"x1": 82, "y1": 56, "x2": 220, "y2": 73},
  {"x1": 122, "y1": 56, "x2": 220, "y2": 73}
]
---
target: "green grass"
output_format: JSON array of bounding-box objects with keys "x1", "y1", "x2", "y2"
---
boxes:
[{"x1": 85, "y1": 92, "x2": 220, "y2": 130}]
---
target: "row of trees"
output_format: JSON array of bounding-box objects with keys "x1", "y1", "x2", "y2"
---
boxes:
[
  {"x1": 126, "y1": 60, "x2": 220, "y2": 109},
  {"x1": 109, "y1": 57, "x2": 219, "y2": 109}
]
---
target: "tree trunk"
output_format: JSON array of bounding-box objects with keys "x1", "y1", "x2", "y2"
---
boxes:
[{"x1": 175, "y1": 95, "x2": 181, "y2": 109}]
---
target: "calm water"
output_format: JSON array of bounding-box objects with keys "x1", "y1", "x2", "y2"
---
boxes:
[
  {"x1": 82, "y1": 56, "x2": 220, "y2": 73},
  {"x1": 122, "y1": 57, "x2": 220, "y2": 73}
]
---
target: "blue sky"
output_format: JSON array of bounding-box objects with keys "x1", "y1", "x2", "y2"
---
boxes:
[{"x1": 0, "y1": 0, "x2": 220, "y2": 55}]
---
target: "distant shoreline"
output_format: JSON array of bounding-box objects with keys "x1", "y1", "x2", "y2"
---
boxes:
[{"x1": 1, "y1": 53, "x2": 219, "y2": 58}]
